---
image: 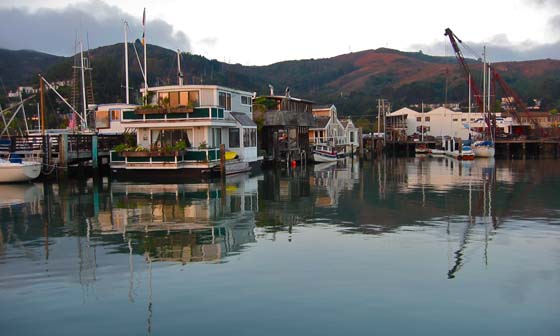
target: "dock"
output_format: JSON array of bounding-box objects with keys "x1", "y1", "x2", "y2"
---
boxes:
[{"x1": 0, "y1": 134, "x2": 124, "y2": 170}]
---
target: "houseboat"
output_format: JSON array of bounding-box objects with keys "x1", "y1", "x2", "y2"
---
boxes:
[
  {"x1": 254, "y1": 86, "x2": 315, "y2": 164},
  {"x1": 109, "y1": 85, "x2": 261, "y2": 178}
]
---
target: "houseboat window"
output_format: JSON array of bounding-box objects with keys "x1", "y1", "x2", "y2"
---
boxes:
[
  {"x1": 219, "y1": 92, "x2": 232, "y2": 110},
  {"x1": 169, "y1": 92, "x2": 180, "y2": 107},
  {"x1": 229, "y1": 128, "x2": 240, "y2": 148},
  {"x1": 96, "y1": 110, "x2": 109, "y2": 128},
  {"x1": 180, "y1": 91, "x2": 199, "y2": 106},
  {"x1": 211, "y1": 128, "x2": 222, "y2": 147},
  {"x1": 157, "y1": 92, "x2": 169, "y2": 105},
  {"x1": 110, "y1": 109, "x2": 120, "y2": 121},
  {"x1": 151, "y1": 129, "x2": 191, "y2": 149},
  {"x1": 243, "y1": 128, "x2": 257, "y2": 147},
  {"x1": 241, "y1": 96, "x2": 252, "y2": 105}
]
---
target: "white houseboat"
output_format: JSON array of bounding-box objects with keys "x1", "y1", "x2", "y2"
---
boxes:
[{"x1": 109, "y1": 85, "x2": 261, "y2": 178}]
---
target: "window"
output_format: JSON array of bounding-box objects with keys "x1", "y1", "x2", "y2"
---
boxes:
[
  {"x1": 461, "y1": 118, "x2": 467, "y2": 122},
  {"x1": 219, "y1": 92, "x2": 232, "y2": 110},
  {"x1": 96, "y1": 110, "x2": 109, "y2": 128},
  {"x1": 211, "y1": 128, "x2": 222, "y2": 147},
  {"x1": 169, "y1": 92, "x2": 180, "y2": 107},
  {"x1": 241, "y1": 96, "x2": 252, "y2": 105},
  {"x1": 350, "y1": 131, "x2": 355, "y2": 142},
  {"x1": 425, "y1": 117, "x2": 430, "y2": 122},
  {"x1": 416, "y1": 117, "x2": 421, "y2": 122},
  {"x1": 151, "y1": 129, "x2": 191, "y2": 149},
  {"x1": 243, "y1": 128, "x2": 257, "y2": 147},
  {"x1": 229, "y1": 128, "x2": 240, "y2": 148},
  {"x1": 110, "y1": 109, "x2": 120, "y2": 121},
  {"x1": 453, "y1": 118, "x2": 458, "y2": 122}
]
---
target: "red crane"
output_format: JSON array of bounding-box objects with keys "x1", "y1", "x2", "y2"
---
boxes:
[
  {"x1": 445, "y1": 28, "x2": 539, "y2": 136},
  {"x1": 444, "y1": 28, "x2": 484, "y2": 112}
]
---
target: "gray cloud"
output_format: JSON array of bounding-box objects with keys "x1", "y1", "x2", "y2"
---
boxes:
[
  {"x1": 550, "y1": 14, "x2": 560, "y2": 33},
  {"x1": 524, "y1": 0, "x2": 560, "y2": 8},
  {"x1": 411, "y1": 34, "x2": 560, "y2": 62},
  {"x1": 0, "y1": 0, "x2": 191, "y2": 55},
  {"x1": 198, "y1": 37, "x2": 218, "y2": 48}
]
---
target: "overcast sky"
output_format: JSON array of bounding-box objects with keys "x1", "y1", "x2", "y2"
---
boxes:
[{"x1": 0, "y1": 0, "x2": 558, "y2": 65}]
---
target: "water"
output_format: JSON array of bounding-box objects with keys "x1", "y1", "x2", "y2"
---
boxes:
[{"x1": 1, "y1": 157, "x2": 559, "y2": 335}]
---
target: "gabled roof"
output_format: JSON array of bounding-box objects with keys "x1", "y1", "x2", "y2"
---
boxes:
[
  {"x1": 313, "y1": 104, "x2": 333, "y2": 110},
  {"x1": 231, "y1": 112, "x2": 257, "y2": 127},
  {"x1": 313, "y1": 117, "x2": 330, "y2": 129},
  {"x1": 387, "y1": 107, "x2": 419, "y2": 116}
]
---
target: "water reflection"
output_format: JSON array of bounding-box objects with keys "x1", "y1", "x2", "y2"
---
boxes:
[{"x1": 1, "y1": 158, "x2": 559, "y2": 335}]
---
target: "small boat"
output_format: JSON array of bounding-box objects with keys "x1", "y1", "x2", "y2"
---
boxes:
[
  {"x1": 312, "y1": 145, "x2": 338, "y2": 163},
  {"x1": 443, "y1": 138, "x2": 475, "y2": 161},
  {"x1": 473, "y1": 140, "x2": 495, "y2": 158},
  {"x1": 415, "y1": 143, "x2": 430, "y2": 155},
  {"x1": 429, "y1": 149, "x2": 446, "y2": 157},
  {"x1": 447, "y1": 145, "x2": 475, "y2": 160},
  {"x1": 0, "y1": 156, "x2": 42, "y2": 183}
]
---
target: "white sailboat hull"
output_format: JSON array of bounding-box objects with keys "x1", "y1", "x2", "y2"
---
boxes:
[
  {"x1": 0, "y1": 160, "x2": 42, "y2": 183},
  {"x1": 473, "y1": 145, "x2": 495, "y2": 158}
]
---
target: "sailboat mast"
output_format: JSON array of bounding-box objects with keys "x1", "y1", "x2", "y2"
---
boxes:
[
  {"x1": 80, "y1": 40, "x2": 88, "y2": 129},
  {"x1": 40, "y1": 76, "x2": 45, "y2": 136},
  {"x1": 468, "y1": 74, "x2": 471, "y2": 137},
  {"x1": 482, "y1": 46, "x2": 486, "y2": 116},
  {"x1": 143, "y1": 8, "x2": 148, "y2": 98},
  {"x1": 177, "y1": 49, "x2": 183, "y2": 86},
  {"x1": 124, "y1": 21, "x2": 130, "y2": 104}
]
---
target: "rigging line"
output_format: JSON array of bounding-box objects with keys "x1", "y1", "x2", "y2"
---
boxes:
[{"x1": 132, "y1": 40, "x2": 146, "y2": 81}]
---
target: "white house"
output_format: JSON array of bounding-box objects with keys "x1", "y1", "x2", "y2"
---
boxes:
[{"x1": 386, "y1": 107, "x2": 508, "y2": 140}]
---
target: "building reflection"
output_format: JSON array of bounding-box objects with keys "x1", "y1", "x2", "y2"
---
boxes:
[{"x1": 92, "y1": 174, "x2": 260, "y2": 264}]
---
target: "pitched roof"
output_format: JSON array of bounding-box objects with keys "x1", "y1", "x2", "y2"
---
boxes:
[
  {"x1": 231, "y1": 112, "x2": 257, "y2": 127},
  {"x1": 313, "y1": 117, "x2": 330, "y2": 129},
  {"x1": 264, "y1": 110, "x2": 315, "y2": 127}
]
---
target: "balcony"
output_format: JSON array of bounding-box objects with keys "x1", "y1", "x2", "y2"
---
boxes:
[
  {"x1": 123, "y1": 106, "x2": 225, "y2": 122},
  {"x1": 110, "y1": 147, "x2": 221, "y2": 168}
]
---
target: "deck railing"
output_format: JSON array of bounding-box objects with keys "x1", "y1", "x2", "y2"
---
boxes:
[
  {"x1": 122, "y1": 106, "x2": 225, "y2": 122},
  {"x1": 110, "y1": 147, "x2": 221, "y2": 165}
]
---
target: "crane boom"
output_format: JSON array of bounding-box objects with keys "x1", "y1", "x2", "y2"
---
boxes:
[{"x1": 444, "y1": 28, "x2": 484, "y2": 112}]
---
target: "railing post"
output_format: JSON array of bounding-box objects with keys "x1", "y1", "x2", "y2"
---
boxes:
[
  {"x1": 59, "y1": 134, "x2": 68, "y2": 169},
  {"x1": 92, "y1": 135, "x2": 98, "y2": 169}
]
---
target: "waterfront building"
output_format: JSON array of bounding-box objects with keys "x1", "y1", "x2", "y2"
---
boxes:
[
  {"x1": 109, "y1": 84, "x2": 260, "y2": 177},
  {"x1": 385, "y1": 106, "x2": 509, "y2": 141},
  {"x1": 254, "y1": 88, "x2": 315, "y2": 162},
  {"x1": 309, "y1": 104, "x2": 360, "y2": 155}
]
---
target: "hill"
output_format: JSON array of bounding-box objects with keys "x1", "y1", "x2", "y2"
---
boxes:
[
  {"x1": 0, "y1": 49, "x2": 64, "y2": 87},
  {"x1": 2, "y1": 44, "x2": 559, "y2": 117}
]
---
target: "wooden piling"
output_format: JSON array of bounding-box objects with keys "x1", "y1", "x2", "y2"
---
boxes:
[{"x1": 220, "y1": 143, "x2": 226, "y2": 176}]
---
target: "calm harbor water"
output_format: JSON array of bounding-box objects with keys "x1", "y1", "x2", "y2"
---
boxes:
[{"x1": 1, "y1": 157, "x2": 559, "y2": 335}]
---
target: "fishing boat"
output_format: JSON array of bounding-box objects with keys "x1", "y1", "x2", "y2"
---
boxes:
[
  {"x1": 0, "y1": 156, "x2": 42, "y2": 183},
  {"x1": 312, "y1": 144, "x2": 339, "y2": 163}
]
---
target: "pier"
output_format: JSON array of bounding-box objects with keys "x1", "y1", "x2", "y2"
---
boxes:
[
  {"x1": 0, "y1": 134, "x2": 124, "y2": 170},
  {"x1": 381, "y1": 138, "x2": 560, "y2": 158}
]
